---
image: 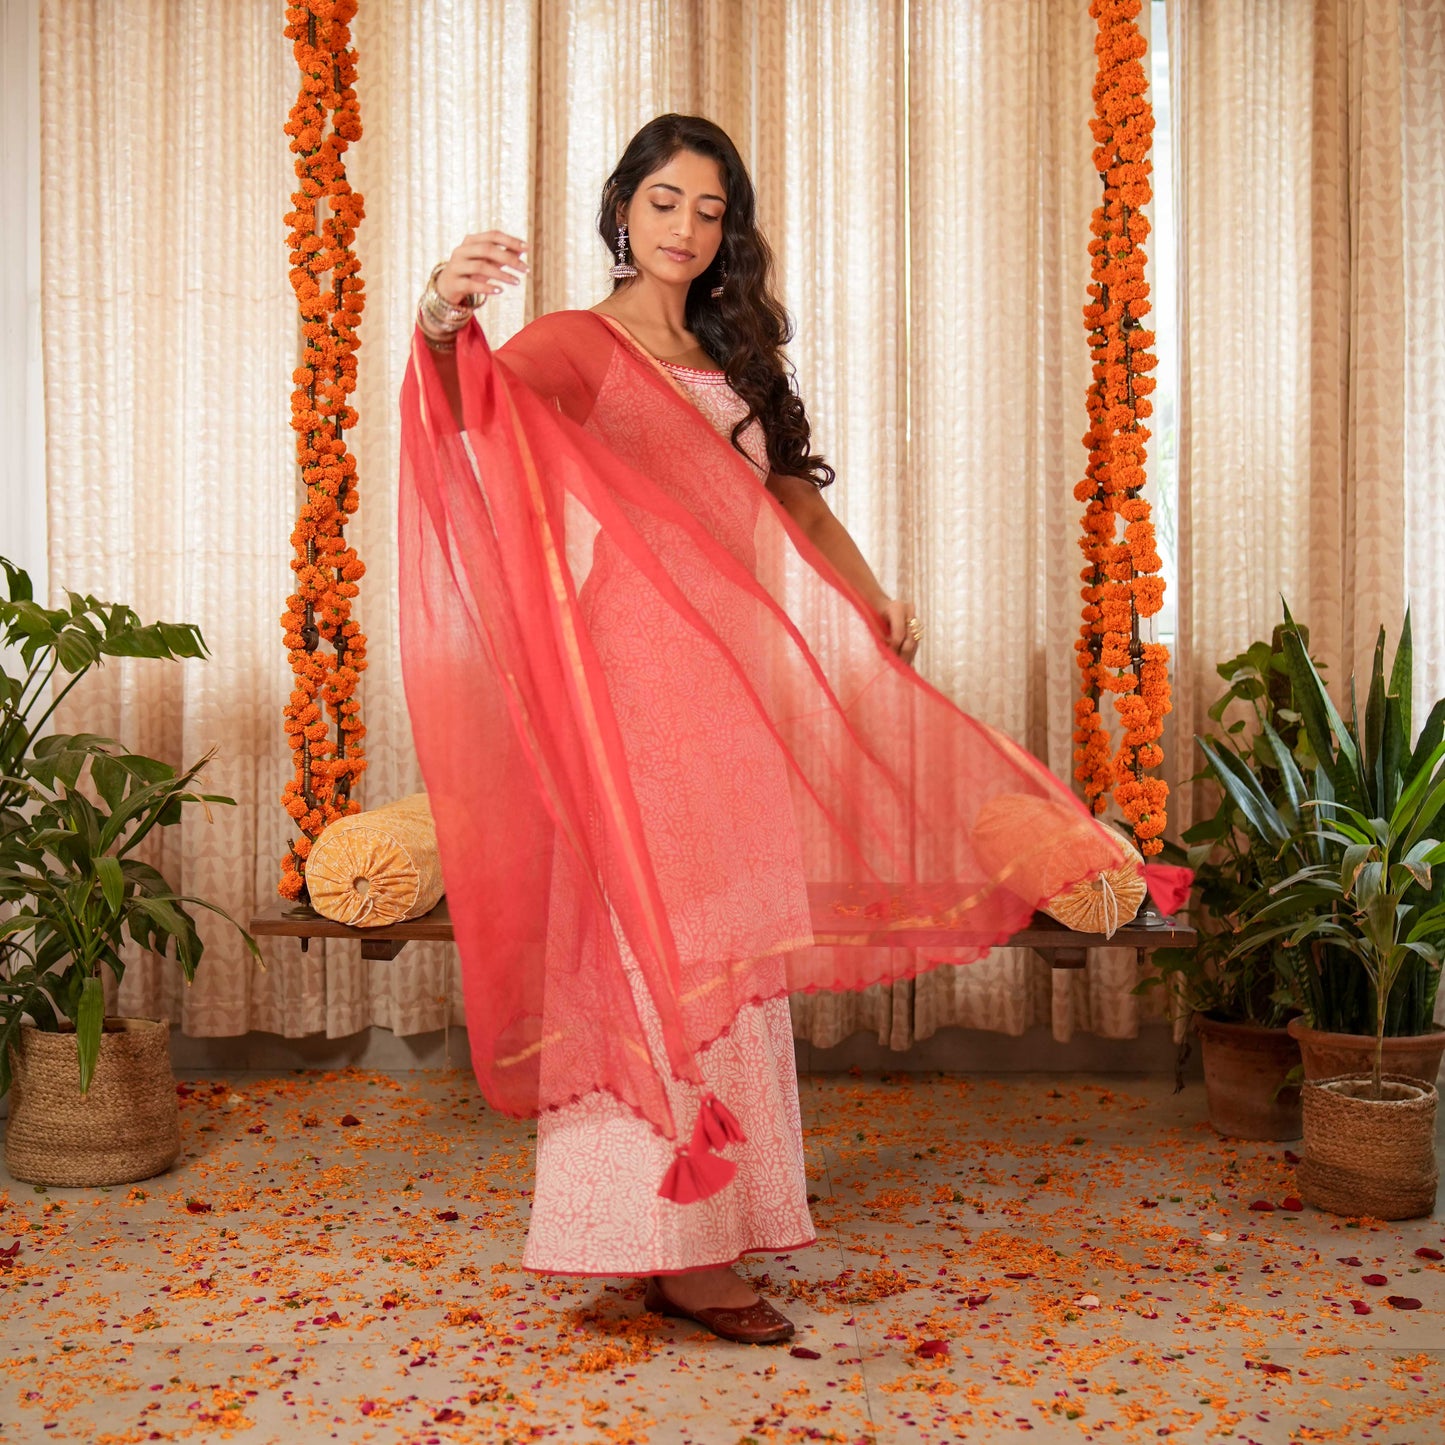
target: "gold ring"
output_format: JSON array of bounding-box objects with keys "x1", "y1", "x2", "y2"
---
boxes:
[{"x1": 907, "y1": 617, "x2": 924, "y2": 641}]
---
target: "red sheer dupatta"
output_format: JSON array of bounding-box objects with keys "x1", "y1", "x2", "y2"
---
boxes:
[{"x1": 398, "y1": 309, "x2": 1122, "y2": 1199}]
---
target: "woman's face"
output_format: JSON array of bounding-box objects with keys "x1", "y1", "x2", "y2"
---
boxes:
[{"x1": 621, "y1": 149, "x2": 728, "y2": 290}]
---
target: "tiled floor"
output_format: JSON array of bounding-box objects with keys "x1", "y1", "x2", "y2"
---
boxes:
[{"x1": 2, "y1": 1069, "x2": 1441, "y2": 1444}]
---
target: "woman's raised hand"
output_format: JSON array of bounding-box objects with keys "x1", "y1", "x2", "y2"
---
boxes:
[
  {"x1": 879, "y1": 598, "x2": 921, "y2": 667},
  {"x1": 436, "y1": 231, "x2": 529, "y2": 308}
]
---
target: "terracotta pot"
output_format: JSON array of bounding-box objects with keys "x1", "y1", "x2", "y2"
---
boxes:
[
  {"x1": 1194, "y1": 1016, "x2": 1302, "y2": 1140},
  {"x1": 1287, "y1": 1017, "x2": 1445, "y2": 1088},
  {"x1": 1297, "y1": 1073, "x2": 1438, "y2": 1220},
  {"x1": 4, "y1": 1017, "x2": 180, "y2": 1187}
]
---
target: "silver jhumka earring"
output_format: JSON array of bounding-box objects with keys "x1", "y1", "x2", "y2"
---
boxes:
[{"x1": 610, "y1": 223, "x2": 637, "y2": 280}]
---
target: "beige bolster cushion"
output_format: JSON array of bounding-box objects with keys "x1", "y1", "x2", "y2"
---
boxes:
[
  {"x1": 305, "y1": 793, "x2": 445, "y2": 928},
  {"x1": 970, "y1": 794, "x2": 1145, "y2": 939}
]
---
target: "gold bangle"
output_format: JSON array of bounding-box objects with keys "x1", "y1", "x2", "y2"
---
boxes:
[{"x1": 425, "y1": 262, "x2": 477, "y2": 320}]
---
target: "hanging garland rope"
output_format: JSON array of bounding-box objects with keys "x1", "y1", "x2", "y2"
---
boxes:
[
  {"x1": 278, "y1": 0, "x2": 368, "y2": 901},
  {"x1": 1073, "y1": 0, "x2": 1171, "y2": 857}
]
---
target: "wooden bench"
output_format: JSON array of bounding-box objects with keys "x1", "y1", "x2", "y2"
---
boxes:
[{"x1": 248, "y1": 898, "x2": 1194, "y2": 970}]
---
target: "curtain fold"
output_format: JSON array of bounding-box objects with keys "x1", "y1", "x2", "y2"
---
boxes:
[
  {"x1": 1402, "y1": 0, "x2": 1445, "y2": 710},
  {"x1": 1171, "y1": 0, "x2": 1428, "y2": 815},
  {"x1": 1171, "y1": 0, "x2": 1318, "y2": 832},
  {"x1": 38, "y1": 0, "x2": 1444, "y2": 1051}
]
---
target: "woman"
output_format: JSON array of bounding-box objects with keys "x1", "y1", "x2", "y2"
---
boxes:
[{"x1": 401, "y1": 115, "x2": 1121, "y2": 1346}]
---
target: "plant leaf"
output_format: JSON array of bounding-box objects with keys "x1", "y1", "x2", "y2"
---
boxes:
[
  {"x1": 88, "y1": 751, "x2": 128, "y2": 811},
  {"x1": 1340, "y1": 843, "x2": 1373, "y2": 893},
  {"x1": 1389, "y1": 607, "x2": 1413, "y2": 740},
  {"x1": 95, "y1": 855, "x2": 124, "y2": 915},
  {"x1": 1281, "y1": 606, "x2": 1364, "y2": 810},
  {"x1": 1198, "y1": 737, "x2": 1288, "y2": 846},
  {"x1": 75, "y1": 974, "x2": 104, "y2": 1095},
  {"x1": 1403, "y1": 699, "x2": 1445, "y2": 793},
  {"x1": 1364, "y1": 627, "x2": 1386, "y2": 812}
]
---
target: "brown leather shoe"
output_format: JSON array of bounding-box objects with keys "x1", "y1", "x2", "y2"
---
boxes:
[{"x1": 643, "y1": 1273, "x2": 796, "y2": 1344}]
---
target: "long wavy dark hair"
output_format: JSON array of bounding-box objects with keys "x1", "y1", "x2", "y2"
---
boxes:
[{"x1": 597, "y1": 114, "x2": 834, "y2": 488}]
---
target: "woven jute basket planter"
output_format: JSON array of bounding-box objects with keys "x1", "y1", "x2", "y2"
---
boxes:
[
  {"x1": 4, "y1": 1017, "x2": 180, "y2": 1187},
  {"x1": 1194, "y1": 1016, "x2": 1302, "y2": 1141},
  {"x1": 1296, "y1": 1072, "x2": 1438, "y2": 1220}
]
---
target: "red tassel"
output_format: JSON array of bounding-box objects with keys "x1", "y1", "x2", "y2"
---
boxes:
[
  {"x1": 691, "y1": 1091, "x2": 748, "y2": 1151},
  {"x1": 1141, "y1": 862, "x2": 1194, "y2": 917},
  {"x1": 657, "y1": 1144, "x2": 737, "y2": 1204}
]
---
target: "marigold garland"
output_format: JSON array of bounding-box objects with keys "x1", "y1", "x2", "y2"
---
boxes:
[
  {"x1": 277, "y1": 0, "x2": 368, "y2": 900},
  {"x1": 1072, "y1": 0, "x2": 1171, "y2": 856}
]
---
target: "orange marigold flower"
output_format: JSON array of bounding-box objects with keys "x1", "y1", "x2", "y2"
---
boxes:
[
  {"x1": 279, "y1": 3, "x2": 367, "y2": 903},
  {"x1": 1074, "y1": 0, "x2": 1170, "y2": 857}
]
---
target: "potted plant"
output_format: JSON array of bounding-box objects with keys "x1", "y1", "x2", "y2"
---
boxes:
[
  {"x1": 1217, "y1": 609, "x2": 1443, "y2": 1218},
  {"x1": 0, "y1": 558, "x2": 261, "y2": 1187},
  {"x1": 1236, "y1": 612, "x2": 1445, "y2": 1083},
  {"x1": 1139, "y1": 624, "x2": 1315, "y2": 1138}
]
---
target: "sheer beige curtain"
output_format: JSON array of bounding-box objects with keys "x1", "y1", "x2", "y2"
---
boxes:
[
  {"x1": 38, "y1": 0, "x2": 538, "y2": 1040},
  {"x1": 1171, "y1": 0, "x2": 1445, "y2": 803},
  {"x1": 1403, "y1": 0, "x2": 1445, "y2": 712},
  {"x1": 39, "y1": 0, "x2": 1176, "y2": 1049},
  {"x1": 39, "y1": 3, "x2": 314, "y2": 1036},
  {"x1": 792, "y1": 0, "x2": 1165, "y2": 1050}
]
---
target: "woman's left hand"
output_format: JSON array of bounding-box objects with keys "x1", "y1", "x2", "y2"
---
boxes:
[{"x1": 878, "y1": 598, "x2": 921, "y2": 667}]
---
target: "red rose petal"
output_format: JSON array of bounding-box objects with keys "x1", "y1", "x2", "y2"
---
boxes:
[
  {"x1": 790, "y1": 1346, "x2": 821, "y2": 1359},
  {"x1": 966, "y1": 1293, "x2": 992, "y2": 1308},
  {"x1": 1279, "y1": 1197, "x2": 1303, "y2": 1212},
  {"x1": 339, "y1": 1113, "x2": 361, "y2": 1126},
  {"x1": 435, "y1": 1209, "x2": 460, "y2": 1222},
  {"x1": 246, "y1": 1124, "x2": 266, "y2": 1134},
  {"x1": 1248, "y1": 1199, "x2": 1275, "y2": 1212},
  {"x1": 1414, "y1": 1248, "x2": 1443, "y2": 1261},
  {"x1": 917, "y1": 1339, "x2": 950, "y2": 1358},
  {"x1": 185, "y1": 1200, "x2": 212, "y2": 1214},
  {"x1": 1246, "y1": 1360, "x2": 1291, "y2": 1376},
  {"x1": 1283, "y1": 1149, "x2": 1301, "y2": 1163},
  {"x1": 1361, "y1": 1274, "x2": 1389, "y2": 1287},
  {"x1": 434, "y1": 1409, "x2": 464, "y2": 1423},
  {"x1": 1138, "y1": 1198, "x2": 1158, "y2": 1208},
  {"x1": 1386, "y1": 1296, "x2": 1422, "y2": 1310},
  {"x1": 1003, "y1": 1272, "x2": 1035, "y2": 1280},
  {"x1": 1337, "y1": 1257, "x2": 1363, "y2": 1267},
  {"x1": 1350, "y1": 1300, "x2": 1372, "y2": 1315}
]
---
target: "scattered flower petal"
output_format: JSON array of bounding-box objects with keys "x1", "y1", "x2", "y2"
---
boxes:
[{"x1": 1246, "y1": 1360, "x2": 1291, "y2": 1376}]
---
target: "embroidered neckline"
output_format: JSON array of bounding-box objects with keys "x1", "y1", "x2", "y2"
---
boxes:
[{"x1": 657, "y1": 358, "x2": 728, "y2": 382}]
